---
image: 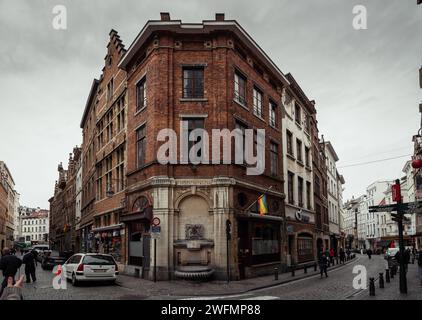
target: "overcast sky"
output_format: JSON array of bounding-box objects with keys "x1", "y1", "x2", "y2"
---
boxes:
[{"x1": 0, "y1": 0, "x2": 421, "y2": 209}]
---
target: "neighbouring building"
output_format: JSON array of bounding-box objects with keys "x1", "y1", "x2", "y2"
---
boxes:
[
  {"x1": 282, "y1": 73, "x2": 317, "y2": 267},
  {"x1": 0, "y1": 161, "x2": 18, "y2": 249},
  {"x1": 13, "y1": 192, "x2": 20, "y2": 242},
  {"x1": 79, "y1": 79, "x2": 99, "y2": 254},
  {"x1": 49, "y1": 147, "x2": 81, "y2": 252},
  {"x1": 324, "y1": 142, "x2": 343, "y2": 254},
  {"x1": 21, "y1": 209, "x2": 49, "y2": 244}
]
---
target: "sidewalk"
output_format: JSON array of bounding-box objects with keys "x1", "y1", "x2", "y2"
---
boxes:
[
  {"x1": 116, "y1": 257, "x2": 359, "y2": 297},
  {"x1": 355, "y1": 262, "x2": 422, "y2": 300}
]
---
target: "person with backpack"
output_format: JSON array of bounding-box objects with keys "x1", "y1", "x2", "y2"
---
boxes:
[{"x1": 22, "y1": 250, "x2": 37, "y2": 283}]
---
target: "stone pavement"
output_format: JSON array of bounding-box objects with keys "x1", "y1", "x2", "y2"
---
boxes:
[
  {"x1": 116, "y1": 256, "x2": 359, "y2": 297},
  {"x1": 355, "y1": 261, "x2": 422, "y2": 300}
]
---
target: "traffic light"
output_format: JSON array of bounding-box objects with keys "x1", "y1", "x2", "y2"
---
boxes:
[{"x1": 226, "y1": 219, "x2": 232, "y2": 240}]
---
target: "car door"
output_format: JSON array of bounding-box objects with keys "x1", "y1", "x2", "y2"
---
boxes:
[{"x1": 64, "y1": 255, "x2": 80, "y2": 278}]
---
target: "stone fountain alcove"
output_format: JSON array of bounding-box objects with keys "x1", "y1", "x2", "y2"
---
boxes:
[{"x1": 174, "y1": 194, "x2": 215, "y2": 280}]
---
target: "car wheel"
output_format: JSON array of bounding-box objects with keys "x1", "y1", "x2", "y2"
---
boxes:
[{"x1": 71, "y1": 273, "x2": 79, "y2": 286}]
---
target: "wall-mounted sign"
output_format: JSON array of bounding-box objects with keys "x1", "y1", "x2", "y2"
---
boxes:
[{"x1": 295, "y1": 210, "x2": 310, "y2": 223}]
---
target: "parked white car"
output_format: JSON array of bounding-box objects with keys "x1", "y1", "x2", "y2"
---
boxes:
[{"x1": 63, "y1": 253, "x2": 119, "y2": 286}]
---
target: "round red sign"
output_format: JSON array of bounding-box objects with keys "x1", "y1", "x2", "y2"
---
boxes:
[{"x1": 152, "y1": 217, "x2": 161, "y2": 226}]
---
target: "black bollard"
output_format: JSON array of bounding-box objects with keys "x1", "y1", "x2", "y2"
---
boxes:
[
  {"x1": 304, "y1": 265, "x2": 307, "y2": 274},
  {"x1": 379, "y1": 273, "x2": 384, "y2": 289},
  {"x1": 274, "y1": 267, "x2": 279, "y2": 281},
  {"x1": 336, "y1": 257, "x2": 339, "y2": 265},
  {"x1": 369, "y1": 277, "x2": 376, "y2": 296},
  {"x1": 291, "y1": 266, "x2": 295, "y2": 277},
  {"x1": 385, "y1": 269, "x2": 390, "y2": 283},
  {"x1": 314, "y1": 263, "x2": 317, "y2": 271}
]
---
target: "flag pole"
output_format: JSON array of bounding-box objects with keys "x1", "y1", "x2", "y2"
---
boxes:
[{"x1": 244, "y1": 185, "x2": 273, "y2": 213}]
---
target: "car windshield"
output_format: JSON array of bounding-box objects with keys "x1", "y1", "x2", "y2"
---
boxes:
[{"x1": 82, "y1": 255, "x2": 115, "y2": 265}]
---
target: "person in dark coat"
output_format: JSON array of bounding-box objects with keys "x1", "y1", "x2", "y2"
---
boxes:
[
  {"x1": 319, "y1": 253, "x2": 328, "y2": 278},
  {"x1": 339, "y1": 248, "x2": 345, "y2": 264},
  {"x1": 367, "y1": 249, "x2": 372, "y2": 259},
  {"x1": 0, "y1": 248, "x2": 22, "y2": 297},
  {"x1": 22, "y1": 250, "x2": 37, "y2": 283}
]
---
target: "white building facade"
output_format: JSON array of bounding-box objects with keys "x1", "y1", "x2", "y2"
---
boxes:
[
  {"x1": 281, "y1": 77, "x2": 317, "y2": 266},
  {"x1": 21, "y1": 209, "x2": 49, "y2": 244},
  {"x1": 324, "y1": 142, "x2": 343, "y2": 252}
]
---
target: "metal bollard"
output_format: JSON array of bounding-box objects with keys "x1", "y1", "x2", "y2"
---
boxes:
[
  {"x1": 379, "y1": 273, "x2": 384, "y2": 289},
  {"x1": 369, "y1": 277, "x2": 376, "y2": 296},
  {"x1": 314, "y1": 263, "x2": 317, "y2": 271},
  {"x1": 291, "y1": 266, "x2": 295, "y2": 277},
  {"x1": 274, "y1": 267, "x2": 279, "y2": 281},
  {"x1": 385, "y1": 269, "x2": 390, "y2": 283},
  {"x1": 304, "y1": 265, "x2": 307, "y2": 274}
]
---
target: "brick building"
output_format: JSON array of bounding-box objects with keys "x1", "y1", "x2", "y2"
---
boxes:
[
  {"x1": 116, "y1": 12, "x2": 290, "y2": 280},
  {"x1": 49, "y1": 12, "x2": 330, "y2": 281},
  {"x1": 49, "y1": 147, "x2": 81, "y2": 252}
]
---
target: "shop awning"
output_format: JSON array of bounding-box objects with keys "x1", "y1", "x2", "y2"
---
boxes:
[
  {"x1": 120, "y1": 206, "x2": 153, "y2": 222},
  {"x1": 91, "y1": 224, "x2": 124, "y2": 233}
]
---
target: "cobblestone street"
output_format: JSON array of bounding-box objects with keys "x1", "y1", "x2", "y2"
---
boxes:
[{"x1": 10, "y1": 253, "x2": 420, "y2": 300}]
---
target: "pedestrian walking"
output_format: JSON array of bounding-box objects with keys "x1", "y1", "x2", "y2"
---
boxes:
[
  {"x1": 0, "y1": 247, "x2": 22, "y2": 297},
  {"x1": 22, "y1": 250, "x2": 37, "y2": 283},
  {"x1": 329, "y1": 248, "x2": 335, "y2": 265},
  {"x1": 319, "y1": 253, "x2": 328, "y2": 278},
  {"x1": 367, "y1": 249, "x2": 372, "y2": 259},
  {"x1": 339, "y1": 247, "x2": 345, "y2": 264}
]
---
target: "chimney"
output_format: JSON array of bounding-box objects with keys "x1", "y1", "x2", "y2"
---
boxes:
[
  {"x1": 160, "y1": 12, "x2": 170, "y2": 21},
  {"x1": 215, "y1": 13, "x2": 225, "y2": 21}
]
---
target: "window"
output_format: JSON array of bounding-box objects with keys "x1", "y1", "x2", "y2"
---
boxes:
[
  {"x1": 305, "y1": 147, "x2": 310, "y2": 167},
  {"x1": 295, "y1": 102, "x2": 301, "y2": 125},
  {"x1": 105, "y1": 109, "x2": 113, "y2": 142},
  {"x1": 117, "y1": 95, "x2": 125, "y2": 132},
  {"x1": 286, "y1": 130, "x2": 293, "y2": 156},
  {"x1": 136, "y1": 125, "x2": 146, "y2": 168},
  {"x1": 288, "y1": 171, "x2": 294, "y2": 205},
  {"x1": 269, "y1": 100, "x2": 277, "y2": 127},
  {"x1": 296, "y1": 139, "x2": 303, "y2": 163},
  {"x1": 116, "y1": 146, "x2": 125, "y2": 192},
  {"x1": 306, "y1": 181, "x2": 311, "y2": 209},
  {"x1": 107, "y1": 78, "x2": 114, "y2": 101},
  {"x1": 304, "y1": 113, "x2": 310, "y2": 133},
  {"x1": 186, "y1": 118, "x2": 205, "y2": 160},
  {"x1": 235, "y1": 120, "x2": 247, "y2": 163},
  {"x1": 96, "y1": 163, "x2": 103, "y2": 200},
  {"x1": 183, "y1": 67, "x2": 204, "y2": 98},
  {"x1": 315, "y1": 175, "x2": 321, "y2": 196},
  {"x1": 298, "y1": 177, "x2": 304, "y2": 207},
  {"x1": 105, "y1": 155, "x2": 113, "y2": 194},
  {"x1": 136, "y1": 77, "x2": 147, "y2": 111},
  {"x1": 234, "y1": 71, "x2": 247, "y2": 105},
  {"x1": 270, "y1": 142, "x2": 278, "y2": 176},
  {"x1": 253, "y1": 87, "x2": 263, "y2": 118}
]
